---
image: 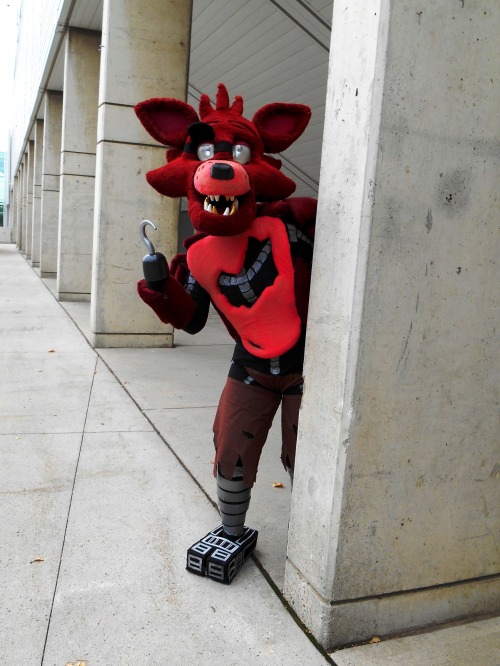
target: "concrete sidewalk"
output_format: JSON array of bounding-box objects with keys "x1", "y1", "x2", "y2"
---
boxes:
[{"x1": 1, "y1": 244, "x2": 499, "y2": 665}]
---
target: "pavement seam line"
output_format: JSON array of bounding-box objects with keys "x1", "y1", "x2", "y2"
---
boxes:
[{"x1": 40, "y1": 354, "x2": 99, "y2": 666}]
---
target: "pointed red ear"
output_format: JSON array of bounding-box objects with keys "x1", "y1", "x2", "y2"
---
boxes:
[
  {"x1": 134, "y1": 98, "x2": 199, "y2": 148},
  {"x1": 252, "y1": 103, "x2": 311, "y2": 153}
]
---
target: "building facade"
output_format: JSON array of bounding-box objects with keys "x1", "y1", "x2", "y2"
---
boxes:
[{"x1": 6, "y1": 0, "x2": 499, "y2": 649}]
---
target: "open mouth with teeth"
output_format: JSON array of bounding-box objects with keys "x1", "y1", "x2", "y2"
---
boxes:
[
  {"x1": 204, "y1": 194, "x2": 239, "y2": 216},
  {"x1": 188, "y1": 185, "x2": 255, "y2": 236}
]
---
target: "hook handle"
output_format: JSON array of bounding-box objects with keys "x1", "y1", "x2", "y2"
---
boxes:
[
  {"x1": 140, "y1": 219, "x2": 157, "y2": 255},
  {"x1": 139, "y1": 219, "x2": 170, "y2": 289}
]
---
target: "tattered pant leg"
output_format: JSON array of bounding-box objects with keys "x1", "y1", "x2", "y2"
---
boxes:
[
  {"x1": 213, "y1": 373, "x2": 282, "y2": 534},
  {"x1": 280, "y1": 380, "x2": 303, "y2": 487},
  {"x1": 213, "y1": 376, "x2": 282, "y2": 487}
]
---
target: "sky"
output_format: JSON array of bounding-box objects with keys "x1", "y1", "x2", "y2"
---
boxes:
[{"x1": 0, "y1": 0, "x2": 20, "y2": 153}]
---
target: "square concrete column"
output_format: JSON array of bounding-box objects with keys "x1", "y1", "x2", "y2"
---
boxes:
[
  {"x1": 24, "y1": 142, "x2": 34, "y2": 259},
  {"x1": 22, "y1": 156, "x2": 29, "y2": 252},
  {"x1": 23, "y1": 156, "x2": 30, "y2": 252},
  {"x1": 31, "y1": 119, "x2": 44, "y2": 268},
  {"x1": 40, "y1": 92, "x2": 63, "y2": 277},
  {"x1": 284, "y1": 0, "x2": 500, "y2": 650},
  {"x1": 57, "y1": 28, "x2": 101, "y2": 301},
  {"x1": 12, "y1": 175, "x2": 19, "y2": 244},
  {"x1": 90, "y1": 0, "x2": 192, "y2": 348},
  {"x1": 15, "y1": 167, "x2": 23, "y2": 248}
]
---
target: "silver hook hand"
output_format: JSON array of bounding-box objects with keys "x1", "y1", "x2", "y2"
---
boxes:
[{"x1": 140, "y1": 219, "x2": 157, "y2": 255}]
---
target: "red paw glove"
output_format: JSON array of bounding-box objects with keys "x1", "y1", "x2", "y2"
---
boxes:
[{"x1": 137, "y1": 278, "x2": 197, "y2": 329}]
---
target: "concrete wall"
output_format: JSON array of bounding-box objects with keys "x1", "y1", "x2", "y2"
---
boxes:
[
  {"x1": 285, "y1": 0, "x2": 500, "y2": 649},
  {"x1": 9, "y1": 0, "x2": 71, "y2": 174}
]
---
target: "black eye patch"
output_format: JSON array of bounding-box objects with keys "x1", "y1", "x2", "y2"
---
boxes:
[
  {"x1": 188, "y1": 122, "x2": 215, "y2": 144},
  {"x1": 184, "y1": 123, "x2": 237, "y2": 157}
]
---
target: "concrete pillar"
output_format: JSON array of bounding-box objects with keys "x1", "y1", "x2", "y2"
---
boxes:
[
  {"x1": 284, "y1": 0, "x2": 500, "y2": 649},
  {"x1": 40, "y1": 91, "x2": 63, "y2": 277},
  {"x1": 31, "y1": 120, "x2": 44, "y2": 268},
  {"x1": 20, "y1": 155, "x2": 28, "y2": 252},
  {"x1": 15, "y1": 168, "x2": 23, "y2": 248},
  {"x1": 24, "y1": 142, "x2": 34, "y2": 259},
  {"x1": 57, "y1": 28, "x2": 100, "y2": 301},
  {"x1": 12, "y1": 176, "x2": 19, "y2": 244},
  {"x1": 90, "y1": 0, "x2": 192, "y2": 348}
]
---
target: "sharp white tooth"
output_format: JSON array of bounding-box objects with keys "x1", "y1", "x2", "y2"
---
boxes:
[
  {"x1": 206, "y1": 204, "x2": 213, "y2": 213},
  {"x1": 209, "y1": 195, "x2": 215, "y2": 202},
  {"x1": 229, "y1": 196, "x2": 234, "y2": 201},
  {"x1": 214, "y1": 195, "x2": 220, "y2": 201},
  {"x1": 204, "y1": 199, "x2": 209, "y2": 211},
  {"x1": 223, "y1": 207, "x2": 231, "y2": 216}
]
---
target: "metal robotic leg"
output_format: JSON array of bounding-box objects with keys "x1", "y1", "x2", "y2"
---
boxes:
[
  {"x1": 186, "y1": 465, "x2": 258, "y2": 584},
  {"x1": 217, "y1": 465, "x2": 251, "y2": 536}
]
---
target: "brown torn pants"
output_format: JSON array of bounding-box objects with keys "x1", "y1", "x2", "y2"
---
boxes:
[{"x1": 213, "y1": 366, "x2": 303, "y2": 487}]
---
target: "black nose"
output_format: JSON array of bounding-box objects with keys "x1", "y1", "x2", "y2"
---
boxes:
[{"x1": 210, "y1": 163, "x2": 234, "y2": 180}]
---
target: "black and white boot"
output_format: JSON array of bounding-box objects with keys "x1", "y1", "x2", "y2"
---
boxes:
[{"x1": 186, "y1": 466, "x2": 258, "y2": 584}]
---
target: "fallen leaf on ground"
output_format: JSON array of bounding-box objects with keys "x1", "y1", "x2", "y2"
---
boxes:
[
  {"x1": 31, "y1": 557, "x2": 44, "y2": 564},
  {"x1": 66, "y1": 661, "x2": 87, "y2": 666},
  {"x1": 48, "y1": 349, "x2": 56, "y2": 353},
  {"x1": 272, "y1": 482, "x2": 284, "y2": 488},
  {"x1": 369, "y1": 636, "x2": 381, "y2": 644}
]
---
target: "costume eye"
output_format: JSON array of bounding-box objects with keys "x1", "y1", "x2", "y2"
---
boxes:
[
  {"x1": 197, "y1": 143, "x2": 214, "y2": 161},
  {"x1": 233, "y1": 144, "x2": 251, "y2": 164}
]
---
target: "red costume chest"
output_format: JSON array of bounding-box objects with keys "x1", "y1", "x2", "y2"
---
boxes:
[{"x1": 187, "y1": 216, "x2": 301, "y2": 359}]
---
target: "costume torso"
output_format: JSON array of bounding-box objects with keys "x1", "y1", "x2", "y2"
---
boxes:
[{"x1": 187, "y1": 216, "x2": 301, "y2": 359}]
